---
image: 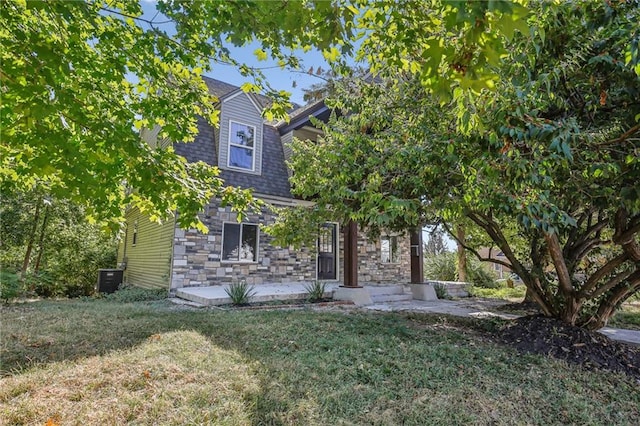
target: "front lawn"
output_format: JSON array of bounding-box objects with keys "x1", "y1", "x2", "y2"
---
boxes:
[
  {"x1": 1, "y1": 299, "x2": 638, "y2": 425},
  {"x1": 609, "y1": 302, "x2": 640, "y2": 331}
]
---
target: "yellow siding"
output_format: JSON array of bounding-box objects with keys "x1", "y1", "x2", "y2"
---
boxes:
[{"x1": 117, "y1": 208, "x2": 175, "y2": 289}]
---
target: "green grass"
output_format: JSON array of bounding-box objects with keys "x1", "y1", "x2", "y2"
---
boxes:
[
  {"x1": 1, "y1": 299, "x2": 639, "y2": 425},
  {"x1": 468, "y1": 284, "x2": 527, "y2": 300},
  {"x1": 609, "y1": 302, "x2": 640, "y2": 330}
]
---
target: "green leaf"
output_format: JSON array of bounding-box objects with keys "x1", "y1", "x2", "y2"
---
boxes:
[{"x1": 253, "y1": 48, "x2": 268, "y2": 61}]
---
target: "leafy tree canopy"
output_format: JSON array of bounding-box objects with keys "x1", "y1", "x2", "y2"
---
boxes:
[
  {"x1": 1, "y1": 0, "x2": 533, "y2": 232},
  {"x1": 278, "y1": 0, "x2": 640, "y2": 329},
  {"x1": 1, "y1": 0, "x2": 354, "y2": 231}
]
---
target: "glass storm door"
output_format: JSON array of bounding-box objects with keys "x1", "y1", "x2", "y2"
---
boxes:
[{"x1": 317, "y1": 223, "x2": 337, "y2": 280}]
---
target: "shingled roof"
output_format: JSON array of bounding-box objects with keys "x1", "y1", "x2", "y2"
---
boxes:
[
  {"x1": 173, "y1": 76, "x2": 294, "y2": 199},
  {"x1": 202, "y1": 75, "x2": 280, "y2": 111}
]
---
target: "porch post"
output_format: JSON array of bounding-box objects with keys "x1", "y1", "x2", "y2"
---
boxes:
[
  {"x1": 343, "y1": 219, "x2": 359, "y2": 287},
  {"x1": 410, "y1": 228, "x2": 423, "y2": 284}
]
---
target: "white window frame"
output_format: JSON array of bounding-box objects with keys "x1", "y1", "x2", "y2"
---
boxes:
[
  {"x1": 227, "y1": 120, "x2": 256, "y2": 172},
  {"x1": 221, "y1": 222, "x2": 259, "y2": 263},
  {"x1": 381, "y1": 235, "x2": 399, "y2": 264}
]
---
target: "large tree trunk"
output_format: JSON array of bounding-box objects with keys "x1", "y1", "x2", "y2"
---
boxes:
[
  {"x1": 524, "y1": 287, "x2": 536, "y2": 302},
  {"x1": 456, "y1": 224, "x2": 466, "y2": 282}
]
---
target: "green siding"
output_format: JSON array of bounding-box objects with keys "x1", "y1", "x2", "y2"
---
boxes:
[{"x1": 117, "y1": 208, "x2": 175, "y2": 289}]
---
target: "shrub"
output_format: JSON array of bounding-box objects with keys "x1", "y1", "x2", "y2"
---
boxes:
[
  {"x1": 424, "y1": 252, "x2": 457, "y2": 281},
  {"x1": 424, "y1": 252, "x2": 498, "y2": 288},
  {"x1": 25, "y1": 271, "x2": 64, "y2": 298},
  {"x1": 0, "y1": 270, "x2": 23, "y2": 302},
  {"x1": 225, "y1": 280, "x2": 256, "y2": 306},
  {"x1": 467, "y1": 285, "x2": 527, "y2": 300},
  {"x1": 304, "y1": 281, "x2": 326, "y2": 302},
  {"x1": 433, "y1": 282, "x2": 450, "y2": 299},
  {"x1": 468, "y1": 261, "x2": 500, "y2": 289}
]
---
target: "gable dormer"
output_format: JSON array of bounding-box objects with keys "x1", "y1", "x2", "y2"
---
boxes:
[{"x1": 218, "y1": 90, "x2": 264, "y2": 176}]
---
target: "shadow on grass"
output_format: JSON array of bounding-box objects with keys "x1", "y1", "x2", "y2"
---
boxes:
[{"x1": 2, "y1": 299, "x2": 639, "y2": 425}]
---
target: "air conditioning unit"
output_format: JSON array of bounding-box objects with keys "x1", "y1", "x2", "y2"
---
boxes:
[{"x1": 96, "y1": 269, "x2": 124, "y2": 294}]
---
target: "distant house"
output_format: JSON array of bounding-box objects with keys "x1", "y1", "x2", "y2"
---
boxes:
[
  {"x1": 478, "y1": 247, "x2": 513, "y2": 279},
  {"x1": 116, "y1": 77, "x2": 412, "y2": 293}
]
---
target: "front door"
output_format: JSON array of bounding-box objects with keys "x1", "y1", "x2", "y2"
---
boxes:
[{"x1": 317, "y1": 223, "x2": 337, "y2": 280}]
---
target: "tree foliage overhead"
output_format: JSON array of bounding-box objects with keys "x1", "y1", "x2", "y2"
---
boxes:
[
  {"x1": 279, "y1": 0, "x2": 640, "y2": 329},
  {"x1": 1, "y1": 0, "x2": 534, "y2": 232},
  {"x1": 0, "y1": 0, "x2": 354, "y2": 231}
]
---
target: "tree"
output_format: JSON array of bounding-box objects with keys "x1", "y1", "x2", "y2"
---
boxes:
[
  {"x1": 0, "y1": 190, "x2": 118, "y2": 297},
  {"x1": 1, "y1": 0, "x2": 529, "y2": 231},
  {"x1": 279, "y1": 0, "x2": 639, "y2": 329},
  {"x1": 0, "y1": 0, "x2": 355, "y2": 231},
  {"x1": 423, "y1": 226, "x2": 448, "y2": 257}
]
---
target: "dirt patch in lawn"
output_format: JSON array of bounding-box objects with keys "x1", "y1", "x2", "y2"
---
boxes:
[
  {"x1": 498, "y1": 315, "x2": 640, "y2": 381},
  {"x1": 497, "y1": 301, "x2": 541, "y2": 316}
]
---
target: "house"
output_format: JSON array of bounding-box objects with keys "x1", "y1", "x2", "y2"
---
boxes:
[
  {"x1": 116, "y1": 76, "x2": 417, "y2": 293},
  {"x1": 478, "y1": 247, "x2": 513, "y2": 279}
]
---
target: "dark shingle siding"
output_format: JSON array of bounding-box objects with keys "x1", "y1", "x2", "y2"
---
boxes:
[
  {"x1": 203, "y1": 77, "x2": 238, "y2": 99},
  {"x1": 174, "y1": 114, "x2": 292, "y2": 199},
  {"x1": 174, "y1": 116, "x2": 217, "y2": 166},
  {"x1": 220, "y1": 125, "x2": 291, "y2": 198}
]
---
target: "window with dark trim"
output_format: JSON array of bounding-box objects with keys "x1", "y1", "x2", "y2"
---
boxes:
[
  {"x1": 227, "y1": 121, "x2": 255, "y2": 171},
  {"x1": 222, "y1": 223, "x2": 258, "y2": 262},
  {"x1": 132, "y1": 221, "x2": 138, "y2": 246},
  {"x1": 381, "y1": 236, "x2": 399, "y2": 263}
]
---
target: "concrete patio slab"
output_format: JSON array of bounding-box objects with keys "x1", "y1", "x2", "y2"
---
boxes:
[
  {"x1": 175, "y1": 282, "x2": 339, "y2": 306},
  {"x1": 598, "y1": 327, "x2": 640, "y2": 346}
]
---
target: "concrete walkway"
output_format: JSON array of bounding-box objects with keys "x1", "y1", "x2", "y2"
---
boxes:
[{"x1": 363, "y1": 298, "x2": 640, "y2": 346}]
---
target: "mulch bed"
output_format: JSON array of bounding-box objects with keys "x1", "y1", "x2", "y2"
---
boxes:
[{"x1": 498, "y1": 315, "x2": 640, "y2": 382}]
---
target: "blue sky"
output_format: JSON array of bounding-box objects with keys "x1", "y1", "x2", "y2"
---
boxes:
[{"x1": 140, "y1": 1, "x2": 332, "y2": 105}]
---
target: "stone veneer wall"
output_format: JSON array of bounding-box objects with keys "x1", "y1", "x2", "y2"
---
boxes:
[
  {"x1": 337, "y1": 229, "x2": 411, "y2": 285},
  {"x1": 171, "y1": 199, "x2": 411, "y2": 290},
  {"x1": 170, "y1": 200, "x2": 316, "y2": 290}
]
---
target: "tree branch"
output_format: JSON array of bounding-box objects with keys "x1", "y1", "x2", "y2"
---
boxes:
[
  {"x1": 580, "y1": 253, "x2": 629, "y2": 296},
  {"x1": 602, "y1": 123, "x2": 640, "y2": 147},
  {"x1": 584, "y1": 270, "x2": 640, "y2": 329},
  {"x1": 544, "y1": 231, "x2": 573, "y2": 295},
  {"x1": 591, "y1": 268, "x2": 635, "y2": 299},
  {"x1": 465, "y1": 212, "x2": 554, "y2": 316},
  {"x1": 614, "y1": 209, "x2": 640, "y2": 261},
  {"x1": 441, "y1": 221, "x2": 513, "y2": 268}
]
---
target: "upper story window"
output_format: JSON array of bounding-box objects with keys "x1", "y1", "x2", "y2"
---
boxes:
[
  {"x1": 381, "y1": 236, "x2": 399, "y2": 263},
  {"x1": 228, "y1": 120, "x2": 255, "y2": 171}
]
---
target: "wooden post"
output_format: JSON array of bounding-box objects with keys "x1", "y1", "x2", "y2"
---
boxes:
[
  {"x1": 343, "y1": 220, "x2": 359, "y2": 287},
  {"x1": 410, "y1": 229, "x2": 423, "y2": 284},
  {"x1": 456, "y1": 224, "x2": 467, "y2": 282}
]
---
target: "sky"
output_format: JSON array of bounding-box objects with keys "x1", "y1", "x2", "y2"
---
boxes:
[{"x1": 139, "y1": 1, "x2": 333, "y2": 106}]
